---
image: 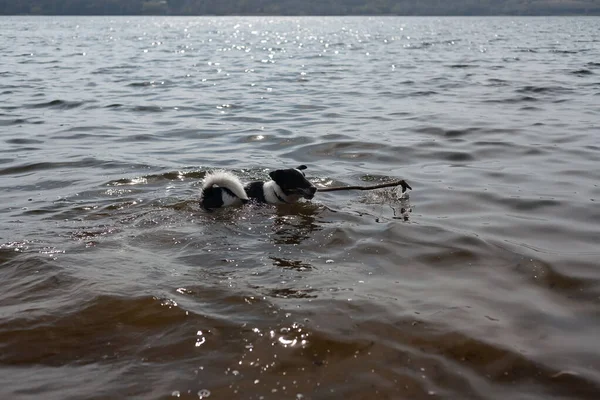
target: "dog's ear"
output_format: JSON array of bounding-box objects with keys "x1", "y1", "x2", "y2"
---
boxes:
[
  {"x1": 296, "y1": 165, "x2": 307, "y2": 170},
  {"x1": 269, "y1": 169, "x2": 284, "y2": 182}
]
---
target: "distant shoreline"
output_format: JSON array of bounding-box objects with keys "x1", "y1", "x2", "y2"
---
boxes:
[
  {"x1": 0, "y1": 0, "x2": 600, "y2": 17},
  {"x1": 4, "y1": 0, "x2": 600, "y2": 17},
  {"x1": 3, "y1": 13, "x2": 600, "y2": 16}
]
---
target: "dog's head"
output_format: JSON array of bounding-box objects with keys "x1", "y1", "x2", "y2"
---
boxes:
[{"x1": 269, "y1": 165, "x2": 317, "y2": 200}]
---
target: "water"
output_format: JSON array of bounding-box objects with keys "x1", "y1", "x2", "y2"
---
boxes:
[{"x1": 1, "y1": 16, "x2": 600, "y2": 400}]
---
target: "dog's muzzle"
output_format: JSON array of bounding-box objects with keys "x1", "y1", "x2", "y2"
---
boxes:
[{"x1": 299, "y1": 186, "x2": 317, "y2": 200}]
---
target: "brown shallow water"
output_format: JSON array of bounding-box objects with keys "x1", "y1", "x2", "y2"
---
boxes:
[{"x1": 1, "y1": 16, "x2": 600, "y2": 400}]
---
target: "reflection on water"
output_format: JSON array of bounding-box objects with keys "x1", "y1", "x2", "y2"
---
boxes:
[
  {"x1": 271, "y1": 203, "x2": 323, "y2": 245},
  {"x1": 1, "y1": 15, "x2": 600, "y2": 400}
]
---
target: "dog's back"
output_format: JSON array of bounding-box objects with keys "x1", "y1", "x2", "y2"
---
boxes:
[{"x1": 244, "y1": 181, "x2": 267, "y2": 203}]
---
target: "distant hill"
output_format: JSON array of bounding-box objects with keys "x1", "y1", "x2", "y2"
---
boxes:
[{"x1": 2, "y1": 0, "x2": 600, "y2": 16}]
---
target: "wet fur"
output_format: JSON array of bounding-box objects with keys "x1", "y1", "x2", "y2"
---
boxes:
[{"x1": 200, "y1": 165, "x2": 317, "y2": 210}]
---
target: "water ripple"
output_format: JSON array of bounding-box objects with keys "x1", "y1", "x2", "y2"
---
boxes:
[{"x1": 1, "y1": 15, "x2": 600, "y2": 400}]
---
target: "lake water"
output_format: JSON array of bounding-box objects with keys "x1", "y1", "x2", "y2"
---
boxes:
[{"x1": 1, "y1": 16, "x2": 600, "y2": 400}]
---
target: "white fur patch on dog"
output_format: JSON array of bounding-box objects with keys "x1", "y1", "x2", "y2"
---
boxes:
[{"x1": 263, "y1": 180, "x2": 285, "y2": 204}]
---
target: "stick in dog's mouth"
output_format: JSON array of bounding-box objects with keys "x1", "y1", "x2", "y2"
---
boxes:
[{"x1": 317, "y1": 179, "x2": 412, "y2": 193}]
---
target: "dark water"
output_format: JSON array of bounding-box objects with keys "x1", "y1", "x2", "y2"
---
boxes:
[{"x1": 1, "y1": 16, "x2": 600, "y2": 399}]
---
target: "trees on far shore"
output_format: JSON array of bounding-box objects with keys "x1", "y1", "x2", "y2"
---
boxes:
[{"x1": 2, "y1": 0, "x2": 599, "y2": 16}]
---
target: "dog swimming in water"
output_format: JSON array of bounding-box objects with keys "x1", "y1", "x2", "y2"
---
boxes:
[{"x1": 199, "y1": 165, "x2": 317, "y2": 210}]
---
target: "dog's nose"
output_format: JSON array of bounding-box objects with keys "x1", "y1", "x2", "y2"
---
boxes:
[{"x1": 309, "y1": 186, "x2": 317, "y2": 194}]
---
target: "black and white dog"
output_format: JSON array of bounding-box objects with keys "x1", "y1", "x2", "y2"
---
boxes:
[{"x1": 200, "y1": 165, "x2": 317, "y2": 210}]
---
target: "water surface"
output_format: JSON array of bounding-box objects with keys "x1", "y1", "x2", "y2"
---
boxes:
[{"x1": 1, "y1": 16, "x2": 600, "y2": 400}]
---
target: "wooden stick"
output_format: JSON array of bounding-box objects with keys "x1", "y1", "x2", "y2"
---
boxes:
[{"x1": 317, "y1": 180, "x2": 412, "y2": 193}]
